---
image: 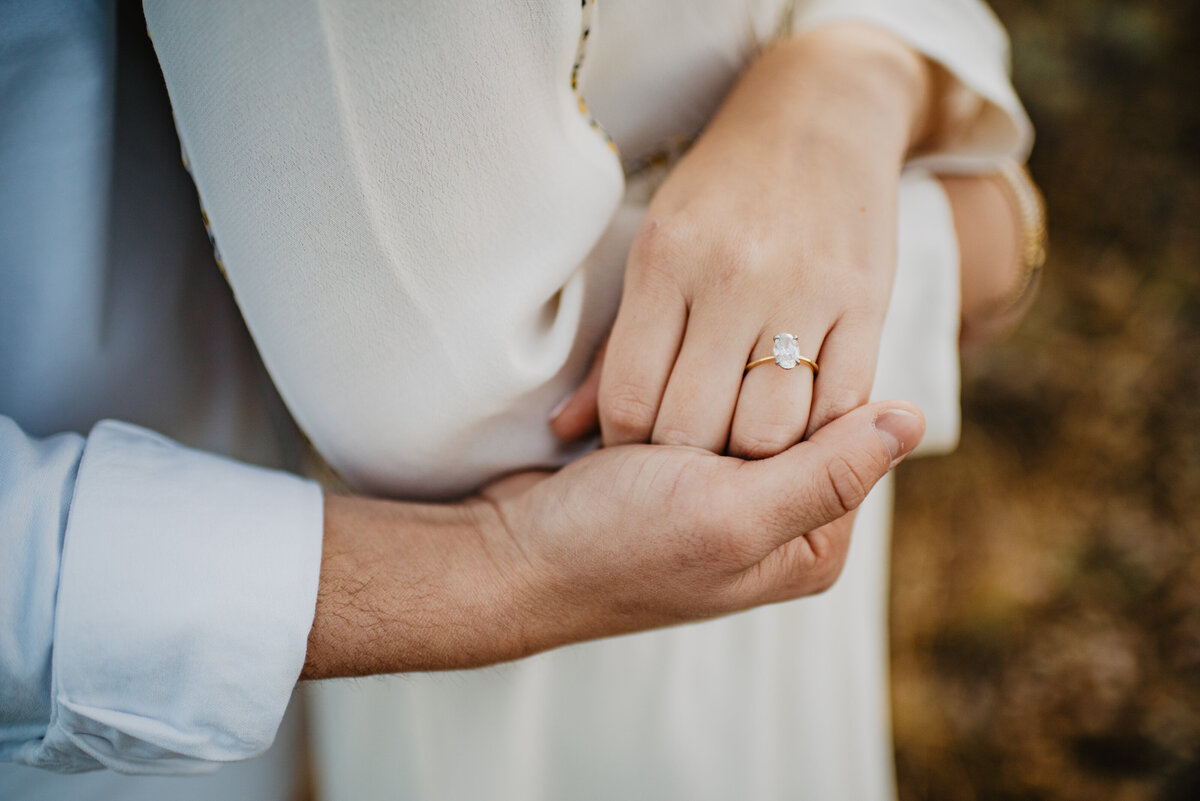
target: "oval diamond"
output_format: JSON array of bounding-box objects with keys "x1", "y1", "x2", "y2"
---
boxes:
[{"x1": 773, "y1": 333, "x2": 801, "y2": 369}]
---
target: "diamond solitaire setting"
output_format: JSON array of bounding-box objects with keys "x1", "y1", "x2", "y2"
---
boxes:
[
  {"x1": 745, "y1": 334, "x2": 818, "y2": 375},
  {"x1": 773, "y1": 333, "x2": 802, "y2": 369}
]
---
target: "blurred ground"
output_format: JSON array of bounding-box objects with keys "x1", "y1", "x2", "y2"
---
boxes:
[{"x1": 890, "y1": 2, "x2": 1200, "y2": 799}]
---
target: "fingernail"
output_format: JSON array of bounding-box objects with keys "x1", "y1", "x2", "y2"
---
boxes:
[
  {"x1": 873, "y1": 409, "x2": 920, "y2": 466},
  {"x1": 549, "y1": 392, "x2": 572, "y2": 422}
]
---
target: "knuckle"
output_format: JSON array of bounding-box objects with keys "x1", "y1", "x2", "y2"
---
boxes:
[
  {"x1": 600, "y1": 383, "x2": 658, "y2": 441},
  {"x1": 632, "y1": 217, "x2": 763, "y2": 294},
  {"x1": 732, "y1": 419, "x2": 802, "y2": 460},
  {"x1": 809, "y1": 386, "x2": 870, "y2": 432},
  {"x1": 631, "y1": 216, "x2": 691, "y2": 275},
  {"x1": 651, "y1": 421, "x2": 707, "y2": 450}
]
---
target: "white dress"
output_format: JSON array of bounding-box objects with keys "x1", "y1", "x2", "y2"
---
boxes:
[{"x1": 145, "y1": 1, "x2": 1033, "y2": 798}]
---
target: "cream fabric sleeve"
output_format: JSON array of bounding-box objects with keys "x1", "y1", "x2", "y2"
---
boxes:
[
  {"x1": 145, "y1": 0, "x2": 1012, "y2": 501},
  {"x1": 873, "y1": 171, "x2": 962, "y2": 455},
  {"x1": 793, "y1": 0, "x2": 1034, "y2": 171},
  {"x1": 144, "y1": 0, "x2": 626, "y2": 500}
]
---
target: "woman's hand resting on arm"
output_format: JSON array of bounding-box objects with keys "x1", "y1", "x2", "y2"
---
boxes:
[
  {"x1": 554, "y1": 24, "x2": 939, "y2": 458},
  {"x1": 552, "y1": 25, "x2": 1043, "y2": 454},
  {"x1": 301, "y1": 400, "x2": 923, "y2": 679}
]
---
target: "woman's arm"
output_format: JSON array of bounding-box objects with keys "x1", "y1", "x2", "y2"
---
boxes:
[{"x1": 945, "y1": 167, "x2": 1045, "y2": 348}]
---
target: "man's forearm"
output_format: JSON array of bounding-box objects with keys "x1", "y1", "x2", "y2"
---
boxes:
[
  {"x1": 299, "y1": 398, "x2": 924, "y2": 681},
  {"x1": 301, "y1": 494, "x2": 526, "y2": 679}
]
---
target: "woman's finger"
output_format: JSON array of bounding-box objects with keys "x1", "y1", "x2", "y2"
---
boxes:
[
  {"x1": 598, "y1": 234, "x2": 688, "y2": 447},
  {"x1": 650, "y1": 300, "x2": 756, "y2": 452},
  {"x1": 803, "y1": 313, "x2": 884, "y2": 438},
  {"x1": 727, "y1": 326, "x2": 823, "y2": 459},
  {"x1": 549, "y1": 338, "x2": 606, "y2": 442}
]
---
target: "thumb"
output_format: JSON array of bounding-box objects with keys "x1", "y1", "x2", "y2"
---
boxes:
[{"x1": 735, "y1": 400, "x2": 925, "y2": 551}]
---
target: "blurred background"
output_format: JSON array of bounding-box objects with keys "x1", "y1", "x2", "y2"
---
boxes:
[{"x1": 890, "y1": 1, "x2": 1200, "y2": 799}]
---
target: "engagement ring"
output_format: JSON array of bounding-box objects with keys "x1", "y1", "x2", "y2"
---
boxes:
[{"x1": 744, "y1": 333, "x2": 819, "y2": 375}]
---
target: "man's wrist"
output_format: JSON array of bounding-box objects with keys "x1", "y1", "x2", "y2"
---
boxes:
[{"x1": 301, "y1": 493, "x2": 537, "y2": 679}]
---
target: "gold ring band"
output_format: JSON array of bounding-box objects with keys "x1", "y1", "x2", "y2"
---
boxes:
[
  {"x1": 745, "y1": 333, "x2": 819, "y2": 375},
  {"x1": 744, "y1": 356, "x2": 819, "y2": 375}
]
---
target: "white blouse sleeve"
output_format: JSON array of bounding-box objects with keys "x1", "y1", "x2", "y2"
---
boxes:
[
  {"x1": 145, "y1": 0, "x2": 1023, "y2": 496},
  {"x1": 793, "y1": 0, "x2": 1035, "y2": 172},
  {"x1": 874, "y1": 172, "x2": 962, "y2": 456},
  {"x1": 144, "y1": 0, "x2": 625, "y2": 500}
]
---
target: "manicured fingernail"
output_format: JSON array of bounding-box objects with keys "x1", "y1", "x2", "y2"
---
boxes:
[
  {"x1": 549, "y1": 393, "x2": 572, "y2": 422},
  {"x1": 873, "y1": 409, "x2": 921, "y2": 466}
]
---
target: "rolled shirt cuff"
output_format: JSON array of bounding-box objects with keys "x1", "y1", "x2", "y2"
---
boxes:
[{"x1": 10, "y1": 420, "x2": 322, "y2": 774}]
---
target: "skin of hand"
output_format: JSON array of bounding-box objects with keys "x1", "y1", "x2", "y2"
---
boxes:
[
  {"x1": 550, "y1": 24, "x2": 938, "y2": 461},
  {"x1": 552, "y1": 169, "x2": 1039, "y2": 443},
  {"x1": 301, "y1": 400, "x2": 924, "y2": 679}
]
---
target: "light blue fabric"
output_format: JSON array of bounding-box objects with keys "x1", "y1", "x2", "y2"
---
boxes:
[
  {"x1": 0, "y1": 0, "x2": 323, "y2": 786},
  {"x1": 0, "y1": 0, "x2": 116, "y2": 431},
  {"x1": 1, "y1": 420, "x2": 322, "y2": 774},
  {"x1": 0, "y1": 423, "x2": 83, "y2": 754}
]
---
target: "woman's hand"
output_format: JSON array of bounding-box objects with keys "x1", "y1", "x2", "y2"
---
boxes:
[
  {"x1": 302, "y1": 400, "x2": 924, "y2": 678},
  {"x1": 553, "y1": 25, "x2": 937, "y2": 458}
]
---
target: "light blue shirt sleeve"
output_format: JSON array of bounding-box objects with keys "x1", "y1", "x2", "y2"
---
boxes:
[
  {"x1": 0, "y1": 417, "x2": 323, "y2": 774},
  {"x1": 0, "y1": 0, "x2": 325, "y2": 776}
]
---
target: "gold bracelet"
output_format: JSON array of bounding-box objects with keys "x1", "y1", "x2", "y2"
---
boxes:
[{"x1": 992, "y1": 160, "x2": 1048, "y2": 314}]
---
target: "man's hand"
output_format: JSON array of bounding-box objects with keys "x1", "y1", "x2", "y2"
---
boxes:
[{"x1": 302, "y1": 400, "x2": 923, "y2": 679}]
